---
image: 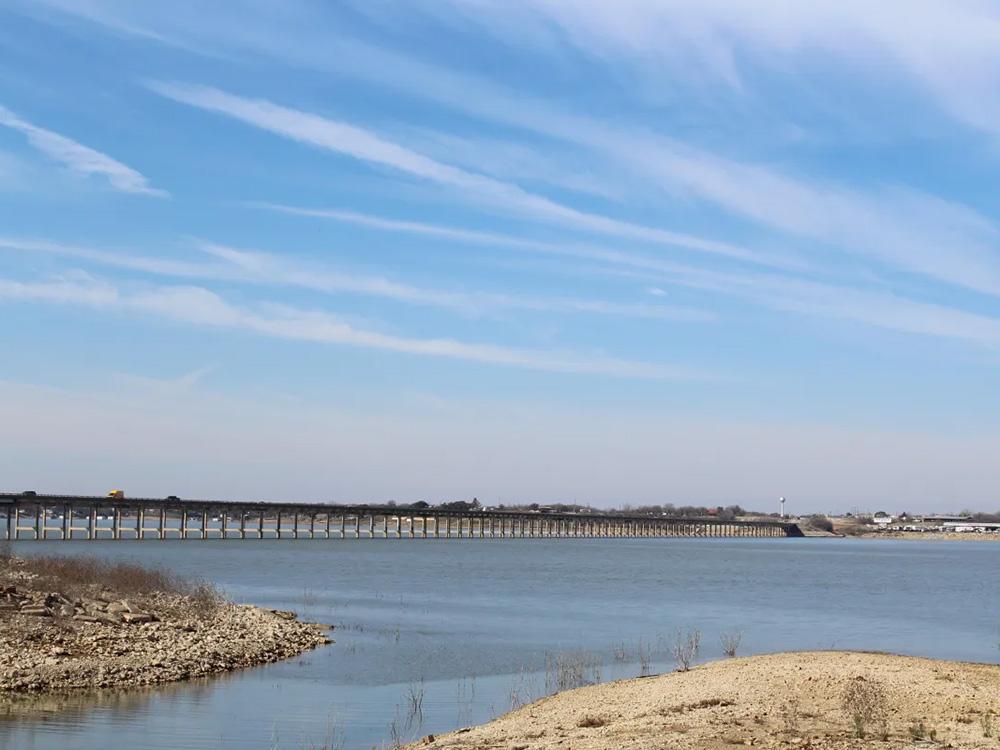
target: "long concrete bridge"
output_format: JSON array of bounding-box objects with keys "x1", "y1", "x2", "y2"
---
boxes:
[{"x1": 0, "y1": 493, "x2": 802, "y2": 541}]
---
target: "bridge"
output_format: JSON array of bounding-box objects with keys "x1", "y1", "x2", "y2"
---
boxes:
[{"x1": 0, "y1": 493, "x2": 802, "y2": 541}]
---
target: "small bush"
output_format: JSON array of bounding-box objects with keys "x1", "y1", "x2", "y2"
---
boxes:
[
  {"x1": 720, "y1": 629, "x2": 742, "y2": 658},
  {"x1": 544, "y1": 651, "x2": 602, "y2": 693},
  {"x1": 577, "y1": 716, "x2": 607, "y2": 728},
  {"x1": 671, "y1": 628, "x2": 701, "y2": 672},
  {"x1": 842, "y1": 677, "x2": 889, "y2": 740}
]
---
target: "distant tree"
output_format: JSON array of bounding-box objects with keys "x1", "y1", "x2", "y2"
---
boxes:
[{"x1": 806, "y1": 515, "x2": 834, "y2": 533}]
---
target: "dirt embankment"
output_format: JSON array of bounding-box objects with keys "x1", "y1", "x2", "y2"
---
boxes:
[
  {"x1": 0, "y1": 553, "x2": 330, "y2": 694},
  {"x1": 409, "y1": 652, "x2": 1000, "y2": 749}
]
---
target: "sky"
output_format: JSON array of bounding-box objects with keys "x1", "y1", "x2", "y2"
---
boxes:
[{"x1": 1, "y1": 1, "x2": 999, "y2": 513}]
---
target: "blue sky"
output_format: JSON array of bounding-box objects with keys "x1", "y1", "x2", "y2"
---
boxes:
[{"x1": 2, "y1": 1, "x2": 1000, "y2": 512}]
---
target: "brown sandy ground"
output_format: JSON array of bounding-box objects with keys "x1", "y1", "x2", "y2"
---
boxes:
[
  {"x1": 407, "y1": 652, "x2": 1000, "y2": 750},
  {"x1": 0, "y1": 554, "x2": 330, "y2": 693}
]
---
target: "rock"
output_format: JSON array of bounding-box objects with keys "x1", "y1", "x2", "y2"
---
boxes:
[
  {"x1": 270, "y1": 609, "x2": 297, "y2": 621},
  {"x1": 20, "y1": 607, "x2": 52, "y2": 617},
  {"x1": 105, "y1": 602, "x2": 131, "y2": 615},
  {"x1": 121, "y1": 613, "x2": 154, "y2": 625},
  {"x1": 72, "y1": 614, "x2": 99, "y2": 623}
]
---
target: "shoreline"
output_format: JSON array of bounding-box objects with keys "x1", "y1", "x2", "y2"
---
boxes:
[
  {"x1": 0, "y1": 555, "x2": 330, "y2": 695},
  {"x1": 406, "y1": 651, "x2": 1000, "y2": 749}
]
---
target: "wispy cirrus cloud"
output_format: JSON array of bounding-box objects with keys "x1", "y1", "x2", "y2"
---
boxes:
[
  {"x1": 0, "y1": 235, "x2": 711, "y2": 322},
  {"x1": 0, "y1": 274, "x2": 702, "y2": 380},
  {"x1": 31, "y1": 6, "x2": 1000, "y2": 292},
  {"x1": 258, "y1": 204, "x2": 1000, "y2": 349},
  {"x1": 423, "y1": 0, "x2": 1000, "y2": 140},
  {"x1": 147, "y1": 81, "x2": 788, "y2": 268},
  {"x1": 0, "y1": 105, "x2": 167, "y2": 196}
]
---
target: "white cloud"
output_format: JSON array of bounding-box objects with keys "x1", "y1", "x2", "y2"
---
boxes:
[
  {"x1": 0, "y1": 105, "x2": 167, "y2": 196},
  {"x1": 149, "y1": 81, "x2": 779, "y2": 267},
  {"x1": 0, "y1": 274, "x2": 702, "y2": 379},
  {"x1": 429, "y1": 0, "x2": 1000, "y2": 140},
  {"x1": 0, "y1": 235, "x2": 711, "y2": 321},
  {"x1": 258, "y1": 204, "x2": 1000, "y2": 348}
]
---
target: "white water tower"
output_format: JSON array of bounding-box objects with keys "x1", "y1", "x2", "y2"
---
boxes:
[{"x1": 779, "y1": 497, "x2": 786, "y2": 518}]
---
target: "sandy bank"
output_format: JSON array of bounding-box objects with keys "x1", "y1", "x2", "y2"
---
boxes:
[
  {"x1": 0, "y1": 555, "x2": 330, "y2": 694},
  {"x1": 409, "y1": 652, "x2": 1000, "y2": 749},
  {"x1": 861, "y1": 532, "x2": 1000, "y2": 542}
]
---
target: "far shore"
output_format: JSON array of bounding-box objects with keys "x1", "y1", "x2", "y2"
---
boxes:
[
  {"x1": 407, "y1": 651, "x2": 1000, "y2": 749},
  {"x1": 800, "y1": 528, "x2": 1000, "y2": 541},
  {"x1": 0, "y1": 552, "x2": 330, "y2": 695}
]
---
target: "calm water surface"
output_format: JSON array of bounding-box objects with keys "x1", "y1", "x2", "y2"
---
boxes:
[{"x1": 1, "y1": 538, "x2": 998, "y2": 750}]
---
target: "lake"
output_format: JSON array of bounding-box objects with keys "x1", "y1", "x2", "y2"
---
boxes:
[{"x1": 1, "y1": 538, "x2": 998, "y2": 749}]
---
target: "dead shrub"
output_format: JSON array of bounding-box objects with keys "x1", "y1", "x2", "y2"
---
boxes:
[
  {"x1": 576, "y1": 716, "x2": 607, "y2": 728},
  {"x1": 842, "y1": 677, "x2": 889, "y2": 740},
  {"x1": 671, "y1": 628, "x2": 701, "y2": 672},
  {"x1": 720, "y1": 629, "x2": 742, "y2": 658},
  {"x1": 544, "y1": 651, "x2": 602, "y2": 693}
]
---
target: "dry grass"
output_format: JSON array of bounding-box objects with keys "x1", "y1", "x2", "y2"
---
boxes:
[
  {"x1": 1, "y1": 553, "x2": 224, "y2": 617},
  {"x1": 842, "y1": 677, "x2": 889, "y2": 740}
]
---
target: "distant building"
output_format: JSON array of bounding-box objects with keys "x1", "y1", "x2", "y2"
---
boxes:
[
  {"x1": 943, "y1": 522, "x2": 1000, "y2": 533},
  {"x1": 917, "y1": 514, "x2": 971, "y2": 523},
  {"x1": 872, "y1": 511, "x2": 893, "y2": 525}
]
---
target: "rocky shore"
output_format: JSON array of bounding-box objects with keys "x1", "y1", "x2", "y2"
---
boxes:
[
  {"x1": 408, "y1": 652, "x2": 1000, "y2": 749},
  {"x1": 0, "y1": 554, "x2": 330, "y2": 694}
]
